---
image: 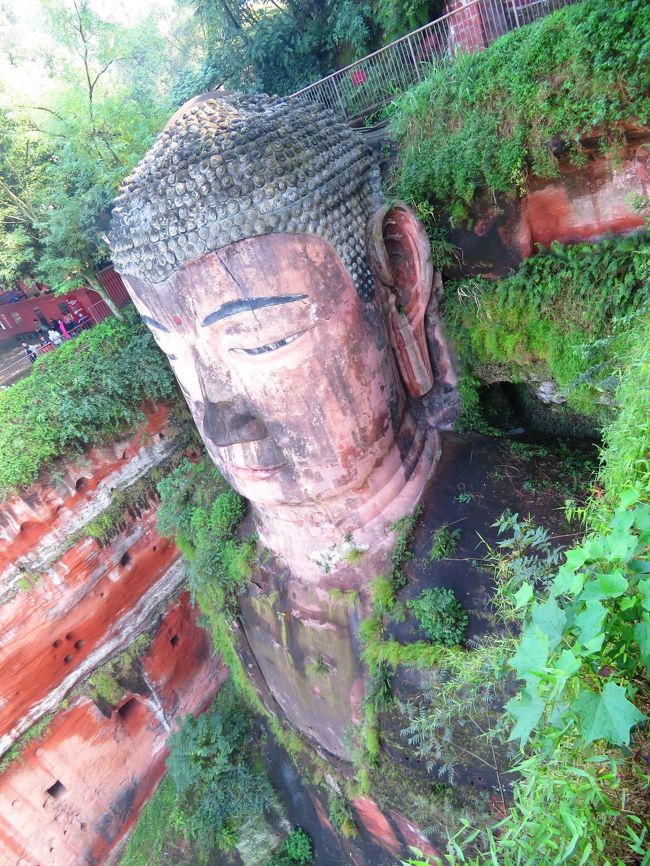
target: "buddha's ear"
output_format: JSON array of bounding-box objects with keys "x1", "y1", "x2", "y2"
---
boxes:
[{"x1": 367, "y1": 202, "x2": 434, "y2": 397}]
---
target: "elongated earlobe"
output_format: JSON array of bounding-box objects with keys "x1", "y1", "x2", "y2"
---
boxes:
[{"x1": 367, "y1": 202, "x2": 434, "y2": 397}]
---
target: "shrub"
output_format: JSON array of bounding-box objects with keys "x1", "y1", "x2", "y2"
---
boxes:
[
  {"x1": 429, "y1": 524, "x2": 461, "y2": 561},
  {"x1": 390, "y1": 0, "x2": 650, "y2": 224},
  {"x1": 408, "y1": 588, "x2": 468, "y2": 645},
  {"x1": 166, "y1": 684, "x2": 273, "y2": 853},
  {"x1": 0, "y1": 308, "x2": 176, "y2": 498}
]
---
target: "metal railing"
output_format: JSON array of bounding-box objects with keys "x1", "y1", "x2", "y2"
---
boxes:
[{"x1": 290, "y1": 0, "x2": 578, "y2": 122}]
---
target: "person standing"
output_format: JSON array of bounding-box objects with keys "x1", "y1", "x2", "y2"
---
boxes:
[
  {"x1": 58, "y1": 318, "x2": 71, "y2": 340},
  {"x1": 48, "y1": 327, "x2": 62, "y2": 347},
  {"x1": 22, "y1": 341, "x2": 38, "y2": 362}
]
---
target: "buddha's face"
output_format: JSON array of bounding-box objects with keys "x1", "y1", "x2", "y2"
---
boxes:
[{"x1": 125, "y1": 233, "x2": 406, "y2": 505}]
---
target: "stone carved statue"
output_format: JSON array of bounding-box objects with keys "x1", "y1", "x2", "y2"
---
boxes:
[{"x1": 110, "y1": 92, "x2": 439, "y2": 580}]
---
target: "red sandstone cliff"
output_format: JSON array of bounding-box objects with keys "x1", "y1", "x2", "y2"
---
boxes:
[{"x1": 0, "y1": 404, "x2": 225, "y2": 866}]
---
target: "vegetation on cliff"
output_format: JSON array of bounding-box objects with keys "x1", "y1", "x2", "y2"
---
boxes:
[
  {"x1": 0, "y1": 309, "x2": 176, "y2": 498},
  {"x1": 443, "y1": 232, "x2": 649, "y2": 432},
  {"x1": 390, "y1": 0, "x2": 650, "y2": 224}
]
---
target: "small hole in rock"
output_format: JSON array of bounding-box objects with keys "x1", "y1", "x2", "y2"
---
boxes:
[
  {"x1": 118, "y1": 698, "x2": 139, "y2": 721},
  {"x1": 63, "y1": 654, "x2": 73, "y2": 664},
  {"x1": 65, "y1": 632, "x2": 74, "y2": 641},
  {"x1": 120, "y1": 552, "x2": 131, "y2": 567},
  {"x1": 170, "y1": 634, "x2": 180, "y2": 647},
  {"x1": 75, "y1": 478, "x2": 88, "y2": 490},
  {"x1": 47, "y1": 781, "x2": 65, "y2": 799},
  {"x1": 53, "y1": 639, "x2": 62, "y2": 648},
  {"x1": 74, "y1": 639, "x2": 84, "y2": 651}
]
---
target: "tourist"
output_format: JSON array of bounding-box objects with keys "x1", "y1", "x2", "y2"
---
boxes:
[
  {"x1": 58, "y1": 318, "x2": 71, "y2": 340},
  {"x1": 22, "y1": 341, "x2": 37, "y2": 363},
  {"x1": 48, "y1": 327, "x2": 62, "y2": 347}
]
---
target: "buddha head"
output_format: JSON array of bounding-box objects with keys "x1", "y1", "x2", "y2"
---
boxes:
[{"x1": 110, "y1": 93, "x2": 436, "y2": 562}]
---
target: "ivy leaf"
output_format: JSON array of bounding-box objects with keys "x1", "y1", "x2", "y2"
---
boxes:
[
  {"x1": 510, "y1": 627, "x2": 549, "y2": 682},
  {"x1": 596, "y1": 569, "x2": 628, "y2": 598},
  {"x1": 506, "y1": 686, "x2": 545, "y2": 747},
  {"x1": 634, "y1": 621, "x2": 650, "y2": 670},
  {"x1": 574, "y1": 600, "x2": 607, "y2": 653},
  {"x1": 574, "y1": 683, "x2": 646, "y2": 746},
  {"x1": 531, "y1": 598, "x2": 566, "y2": 650}
]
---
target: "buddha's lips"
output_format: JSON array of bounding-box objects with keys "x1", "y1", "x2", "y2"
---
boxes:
[{"x1": 225, "y1": 462, "x2": 286, "y2": 480}]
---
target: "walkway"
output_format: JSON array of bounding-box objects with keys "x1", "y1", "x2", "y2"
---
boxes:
[{"x1": 289, "y1": 0, "x2": 578, "y2": 122}]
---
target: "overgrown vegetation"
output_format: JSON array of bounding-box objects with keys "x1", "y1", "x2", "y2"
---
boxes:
[
  {"x1": 408, "y1": 588, "x2": 468, "y2": 646},
  {"x1": 390, "y1": 0, "x2": 650, "y2": 224},
  {"x1": 0, "y1": 712, "x2": 55, "y2": 774},
  {"x1": 265, "y1": 828, "x2": 314, "y2": 866},
  {"x1": 443, "y1": 234, "x2": 649, "y2": 431},
  {"x1": 120, "y1": 685, "x2": 277, "y2": 864},
  {"x1": 166, "y1": 684, "x2": 274, "y2": 854},
  {"x1": 429, "y1": 523, "x2": 461, "y2": 561},
  {"x1": 85, "y1": 634, "x2": 151, "y2": 707},
  {"x1": 0, "y1": 309, "x2": 176, "y2": 498}
]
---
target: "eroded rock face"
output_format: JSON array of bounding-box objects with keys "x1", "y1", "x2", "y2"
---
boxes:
[
  {"x1": 0, "y1": 403, "x2": 174, "y2": 594},
  {"x1": 449, "y1": 126, "x2": 650, "y2": 276},
  {"x1": 0, "y1": 593, "x2": 225, "y2": 866}
]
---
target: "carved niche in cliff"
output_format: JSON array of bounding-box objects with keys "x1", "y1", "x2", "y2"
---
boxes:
[{"x1": 110, "y1": 92, "x2": 440, "y2": 579}]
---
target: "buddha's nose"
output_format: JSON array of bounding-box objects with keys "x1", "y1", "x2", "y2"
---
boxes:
[{"x1": 202, "y1": 394, "x2": 269, "y2": 447}]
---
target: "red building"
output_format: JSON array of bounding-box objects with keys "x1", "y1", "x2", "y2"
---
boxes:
[{"x1": 0, "y1": 266, "x2": 130, "y2": 344}]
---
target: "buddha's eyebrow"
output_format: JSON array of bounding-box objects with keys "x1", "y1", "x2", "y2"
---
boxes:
[{"x1": 201, "y1": 294, "x2": 307, "y2": 327}]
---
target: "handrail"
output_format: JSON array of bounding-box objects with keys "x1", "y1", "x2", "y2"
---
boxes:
[
  {"x1": 289, "y1": 0, "x2": 578, "y2": 122},
  {"x1": 290, "y1": 0, "x2": 484, "y2": 98}
]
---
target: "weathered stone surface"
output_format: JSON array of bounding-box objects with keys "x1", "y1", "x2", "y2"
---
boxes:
[
  {"x1": 0, "y1": 508, "x2": 184, "y2": 754},
  {"x1": 449, "y1": 126, "x2": 650, "y2": 276},
  {"x1": 0, "y1": 593, "x2": 225, "y2": 866},
  {"x1": 0, "y1": 403, "x2": 175, "y2": 594},
  {"x1": 111, "y1": 92, "x2": 448, "y2": 582}
]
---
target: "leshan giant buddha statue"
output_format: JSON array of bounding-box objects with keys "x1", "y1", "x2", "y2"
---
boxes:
[{"x1": 109, "y1": 92, "x2": 441, "y2": 581}]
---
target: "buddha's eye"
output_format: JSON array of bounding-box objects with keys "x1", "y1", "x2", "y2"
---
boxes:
[{"x1": 231, "y1": 329, "x2": 307, "y2": 356}]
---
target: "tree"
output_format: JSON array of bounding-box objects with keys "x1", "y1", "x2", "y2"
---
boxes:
[{"x1": 0, "y1": 0, "x2": 192, "y2": 313}]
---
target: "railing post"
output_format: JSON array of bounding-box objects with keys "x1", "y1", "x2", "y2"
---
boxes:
[
  {"x1": 331, "y1": 76, "x2": 348, "y2": 121},
  {"x1": 511, "y1": 0, "x2": 521, "y2": 28},
  {"x1": 406, "y1": 33, "x2": 422, "y2": 82}
]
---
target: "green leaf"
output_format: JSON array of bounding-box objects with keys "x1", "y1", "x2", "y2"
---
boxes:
[
  {"x1": 634, "y1": 621, "x2": 650, "y2": 670},
  {"x1": 506, "y1": 686, "x2": 545, "y2": 747},
  {"x1": 531, "y1": 598, "x2": 566, "y2": 651},
  {"x1": 639, "y1": 579, "x2": 650, "y2": 611},
  {"x1": 574, "y1": 683, "x2": 646, "y2": 746},
  {"x1": 510, "y1": 627, "x2": 549, "y2": 682},
  {"x1": 574, "y1": 600, "x2": 607, "y2": 653},
  {"x1": 552, "y1": 563, "x2": 584, "y2": 598},
  {"x1": 556, "y1": 648, "x2": 581, "y2": 676},
  {"x1": 596, "y1": 569, "x2": 628, "y2": 598},
  {"x1": 514, "y1": 581, "x2": 533, "y2": 608}
]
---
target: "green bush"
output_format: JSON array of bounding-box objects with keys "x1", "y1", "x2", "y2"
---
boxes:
[
  {"x1": 266, "y1": 827, "x2": 314, "y2": 866},
  {"x1": 408, "y1": 588, "x2": 468, "y2": 646},
  {"x1": 443, "y1": 235, "x2": 648, "y2": 426},
  {"x1": 429, "y1": 524, "x2": 461, "y2": 561},
  {"x1": 390, "y1": 0, "x2": 650, "y2": 224},
  {"x1": 166, "y1": 684, "x2": 273, "y2": 853},
  {"x1": 0, "y1": 308, "x2": 176, "y2": 498}
]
